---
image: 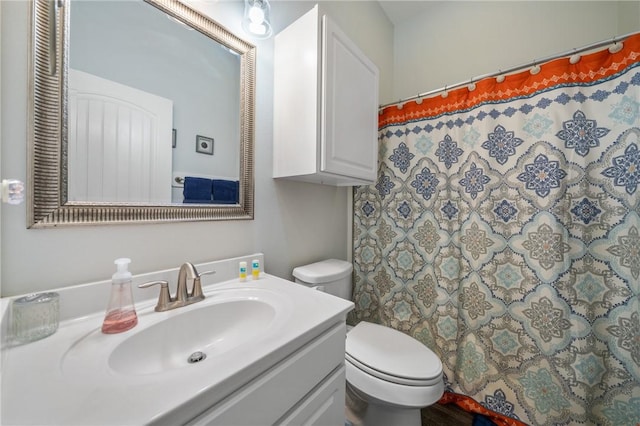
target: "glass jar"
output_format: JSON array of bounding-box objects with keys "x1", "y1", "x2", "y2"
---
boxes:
[{"x1": 12, "y1": 292, "x2": 60, "y2": 344}]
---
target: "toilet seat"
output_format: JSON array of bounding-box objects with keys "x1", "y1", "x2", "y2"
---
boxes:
[
  {"x1": 345, "y1": 322, "x2": 442, "y2": 386},
  {"x1": 345, "y1": 360, "x2": 444, "y2": 409},
  {"x1": 345, "y1": 353, "x2": 441, "y2": 386}
]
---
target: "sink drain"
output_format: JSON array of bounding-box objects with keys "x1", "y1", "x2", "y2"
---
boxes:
[{"x1": 187, "y1": 351, "x2": 207, "y2": 364}]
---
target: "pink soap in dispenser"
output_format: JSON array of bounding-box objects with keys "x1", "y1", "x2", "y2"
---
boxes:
[{"x1": 102, "y1": 258, "x2": 138, "y2": 334}]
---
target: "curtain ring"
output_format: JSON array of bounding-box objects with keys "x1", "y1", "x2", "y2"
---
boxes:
[
  {"x1": 441, "y1": 85, "x2": 449, "y2": 98},
  {"x1": 530, "y1": 61, "x2": 541, "y2": 75},
  {"x1": 496, "y1": 70, "x2": 505, "y2": 83},
  {"x1": 468, "y1": 79, "x2": 476, "y2": 92},
  {"x1": 609, "y1": 38, "x2": 623, "y2": 53},
  {"x1": 569, "y1": 48, "x2": 581, "y2": 64},
  {"x1": 396, "y1": 100, "x2": 404, "y2": 110}
]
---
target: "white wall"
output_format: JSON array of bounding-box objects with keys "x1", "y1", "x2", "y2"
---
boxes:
[
  {"x1": 5, "y1": 0, "x2": 634, "y2": 297},
  {"x1": 620, "y1": 1, "x2": 640, "y2": 33},
  {"x1": 392, "y1": 1, "x2": 640, "y2": 101},
  {"x1": 0, "y1": 0, "x2": 393, "y2": 297}
]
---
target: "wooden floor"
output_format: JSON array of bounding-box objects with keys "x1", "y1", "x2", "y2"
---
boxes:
[
  {"x1": 421, "y1": 403, "x2": 475, "y2": 425},
  {"x1": 346, "y1": 384, "x2": 476, "y2": 426}
]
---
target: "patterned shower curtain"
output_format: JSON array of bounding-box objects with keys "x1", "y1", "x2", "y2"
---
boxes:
[{"x1": 352, "y1": 33, "x2": 640, "y2": 426}]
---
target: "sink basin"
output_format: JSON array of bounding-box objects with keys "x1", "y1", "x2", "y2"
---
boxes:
[
  {"x1": 61, "y1": 287, "x2": 292, "y2": 379},
  {"x1": 109, "y1": 299, "x2": 276, "y2": 375}
]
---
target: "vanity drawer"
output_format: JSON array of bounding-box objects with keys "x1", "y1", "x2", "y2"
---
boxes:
[
  {"x1": 187, "y1": 322, "x2": 346, "y2": 425},
  {"x1": 275, "y1": 365, "x2": 346, "y2": 426}
]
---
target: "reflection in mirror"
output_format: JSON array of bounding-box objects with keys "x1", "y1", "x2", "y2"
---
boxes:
[
  {"x1": 69, "y1": 1, "x2": 240, "y2": 204},
  {"x1": 28, "y1": 0, "x2": 255, "y2": 227}
]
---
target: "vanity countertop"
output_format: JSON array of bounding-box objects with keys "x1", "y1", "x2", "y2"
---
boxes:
[{"x1": 0, "y1": 256, "x2": 353, "y2": 425}]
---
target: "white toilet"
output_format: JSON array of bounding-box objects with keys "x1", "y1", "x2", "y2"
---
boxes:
[{"x1": 293, "y1": 259, "x2": 444, "y2": 426}]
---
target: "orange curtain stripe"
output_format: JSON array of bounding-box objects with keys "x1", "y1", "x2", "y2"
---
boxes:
[
  {"x1": 439, "y1": 392, "x2": 529, "y2": 426},
  {"x1": 380, "y1": 32, "x2": 640, "y2": 128}
]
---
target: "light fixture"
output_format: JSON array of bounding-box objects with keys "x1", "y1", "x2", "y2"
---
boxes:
[{"x1": 242, "y1": 0, "x2": 273, "y2": 39}]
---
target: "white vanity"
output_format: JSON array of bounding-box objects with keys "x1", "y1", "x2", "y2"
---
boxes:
[{"x1": 0, "y1": 254, "x2": 353, "y2": 425}]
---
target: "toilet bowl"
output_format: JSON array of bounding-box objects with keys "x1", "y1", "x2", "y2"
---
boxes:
[{"x1": 292, "y1": 259, "x2": 444, "y2": 426}]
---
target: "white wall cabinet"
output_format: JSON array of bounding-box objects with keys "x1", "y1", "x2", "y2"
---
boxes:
[{"x1": 273, "y1": 5, "x2": 379, "y2": 186}]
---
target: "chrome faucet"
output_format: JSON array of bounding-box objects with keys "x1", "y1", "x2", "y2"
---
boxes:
[{"x1": 139, "y1": 262, "x2": 215, "y2": 312}]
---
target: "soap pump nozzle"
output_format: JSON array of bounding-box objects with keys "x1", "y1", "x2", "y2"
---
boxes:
[{"x1": 102, "y1": 258, "x2": 138, "y2": 334}]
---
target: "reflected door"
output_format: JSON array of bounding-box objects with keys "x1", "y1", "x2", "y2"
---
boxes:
[{"x1": 68, "y1": 68, "x2": 173, "y2": 203}]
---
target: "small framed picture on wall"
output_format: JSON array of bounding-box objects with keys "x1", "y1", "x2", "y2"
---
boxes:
[{"x1": 196, "y1": 135, "x2": 214, "y2": 155}]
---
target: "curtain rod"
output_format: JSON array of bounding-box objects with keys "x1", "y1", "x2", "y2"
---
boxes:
[{"x1": 379, "y1": 31, "x2": 640, "y2": 110}]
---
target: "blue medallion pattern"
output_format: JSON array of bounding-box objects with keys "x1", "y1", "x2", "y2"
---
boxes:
[
  {"x1": 397, "y1": 201, "x2": 412, "y2": 219},
  {"x1": 556, "y1": 110, "x2": 609, "y2": 157},
  {"x1": 602, "y1": 142, "x2": 640, "y2": 194},
  {"x1": 389, "y1": 142, "x2": 414, "y2": 173},
  {"x1": 411, "y1": 167, "x2": 439, "y2": 201},
  {"x1": 353, "y1": 56, "x2": 640, "y2": 426},
  {"x1": 517, "y1": 153, "x2": 567, "y2": 197},
  {"x1": 481, "y1": 125, "x2": 523, "y2": 165},
  {"x1": 494, "y1": 199, "x2": 518, "y2": 223},
  {"x1": 482, "y1": 389, "x2": 520, "y2": 420},
  {"x1": 570, "y1": 197, "x2": 602, "y2": 224},
  {"x1": 459, "y1": 162, "x2": 491, "y2": 200},
  {"x1": 362, "y1": 201, "x2": 375, "y2": 217},
  {"x1": 441, "y1": 200, "x2": 458, "y2": 220},
  {"x1": 436, "y1": 135, "x2": 464, "y2": 169},
  {"x1": 375, "y1": 172, "x2": 394, "y2": 198}
]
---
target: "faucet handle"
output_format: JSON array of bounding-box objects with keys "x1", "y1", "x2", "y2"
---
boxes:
[
  {"x1": 190, "y1": 270, "x2": 215, "y2": 299},
  {"x1": 138, "y1": 280, "x2": 171, "y2": 312}
]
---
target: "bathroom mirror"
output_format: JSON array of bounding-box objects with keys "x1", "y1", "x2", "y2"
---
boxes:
[{"x1": 28, "y1": 0, "x2": 255, "y2": 227}]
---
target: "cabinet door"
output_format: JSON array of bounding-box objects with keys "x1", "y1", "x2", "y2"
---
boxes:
[
  {"x1": 321, "y1": 15, "x2": 379, "y2": 183},
  {"x1": 273, "y1": 6, "x2": 320, "y2": 179}
]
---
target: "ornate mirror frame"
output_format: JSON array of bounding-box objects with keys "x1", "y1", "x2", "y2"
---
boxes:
[{"x1": 28, "y1": 0, "x2": 255, "y2": 228}]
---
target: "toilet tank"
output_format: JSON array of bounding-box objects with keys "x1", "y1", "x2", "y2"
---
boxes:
[{"x1": 292, "y1": 259, "x2": 353, "y2": 300}]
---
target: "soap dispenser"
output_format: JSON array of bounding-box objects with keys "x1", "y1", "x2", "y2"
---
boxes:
[{"x1": 102, "y1": 258, "x2": 138, "y2": 334}]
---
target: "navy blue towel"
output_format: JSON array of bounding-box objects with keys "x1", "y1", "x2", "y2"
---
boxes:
[
  {"x1": 212, "y1": 179, "x2": 239, "y2": 204},
  {"x1": 183, "y1": 177, "x2": 213, "y2": 203},
  {"x1": 473, "y1": 414, "x2": 497, "y2": 426}
]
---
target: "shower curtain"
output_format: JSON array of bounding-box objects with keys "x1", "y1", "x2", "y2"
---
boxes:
[{"x1": 352, "y1": 33, "x2": 640, "y2": 426}]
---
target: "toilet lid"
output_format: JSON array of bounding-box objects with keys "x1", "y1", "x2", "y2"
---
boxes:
[
  {"x1": 292, "y1": 259, "x2": 352, "y2": 284},
  {"x1": 346, "y1": 322, "x2": 442, "y2": 385}
]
